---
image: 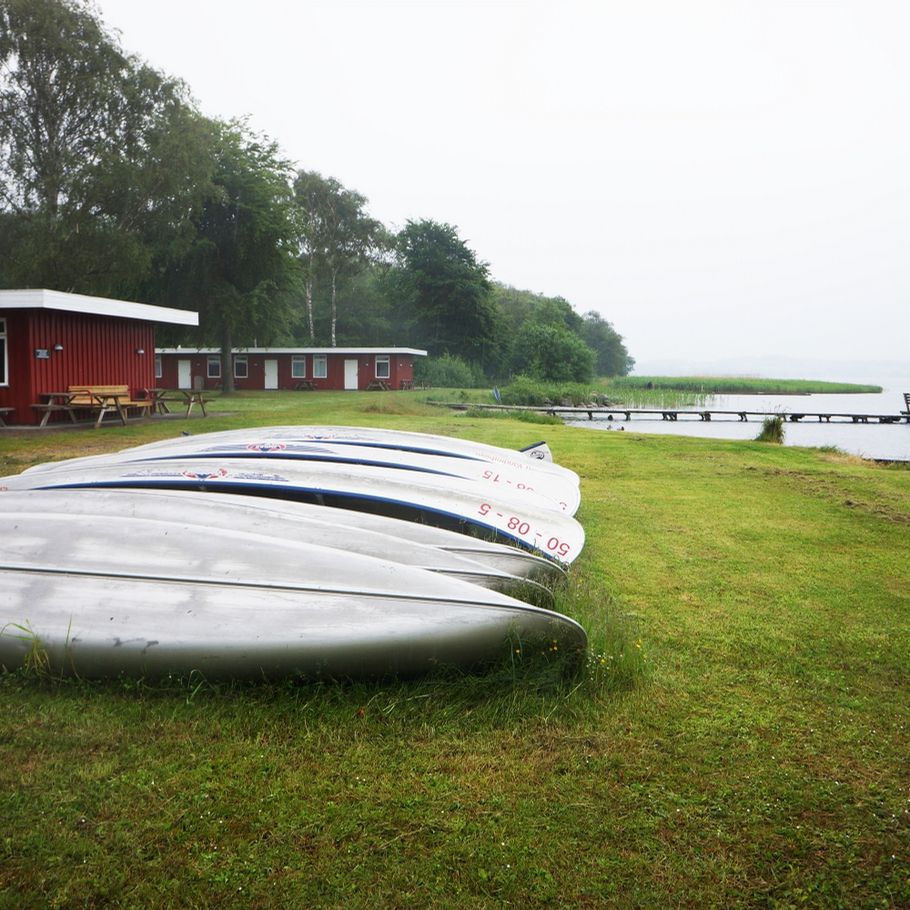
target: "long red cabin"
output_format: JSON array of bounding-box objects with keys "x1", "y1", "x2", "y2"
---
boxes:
[{"x1": 154, "y1": 347, "x2": 427, "y2": 392}]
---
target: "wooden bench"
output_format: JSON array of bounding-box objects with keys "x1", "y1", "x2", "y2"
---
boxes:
[
  {"x1": 0, "y1": 407, "x2": 13, "y2": 427},
  {"x1": 366, "y1": 379, "x2": 391, "y2": 391},
  {"x1": 32, "y1": 384, "x2": 152, "y2": 428},
  {"x1": 70, "y1": 384, "x2": 152, "y2": 427}
]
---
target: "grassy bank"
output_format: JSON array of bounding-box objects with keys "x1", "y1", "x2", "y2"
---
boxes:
[
  {"x1": 608, "y1": 376, "x2": 884, "y2": 395},
  {"x1": 1, "y1": 391, "x2": 908, "y2": 908}
]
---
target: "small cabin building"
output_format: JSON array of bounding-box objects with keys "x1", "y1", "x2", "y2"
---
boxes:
[
  {"x1": 154, "y1": 347, "x2": 428, "y2": 392},
  {"x1": 0, "y1": 289, "x2": 198, "y2": 425}
]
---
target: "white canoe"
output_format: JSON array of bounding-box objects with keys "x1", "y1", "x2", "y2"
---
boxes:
[
  {"x1": 0, "y1": 510, "x2": 586, "y2": 679},
  {"x1": 1, "y1": 458, "x2": 585, "y2": 563},
  {"x1": 115, "y1": 425, "x2": 581, "y2": 487},
  {"x1": 23, "y1": 438, "x2": 579, "y2": 515},
  {"x1": 0, "y1": 489, "x2": 554, "y2": 602}
]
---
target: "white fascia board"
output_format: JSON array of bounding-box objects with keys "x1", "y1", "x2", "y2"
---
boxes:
[
  {"x1": 156, "y1": 347, "x2": 428, "y2": 356},
  {"x1": 0, "y1": 289, "x2": 198, "y2": 326}
]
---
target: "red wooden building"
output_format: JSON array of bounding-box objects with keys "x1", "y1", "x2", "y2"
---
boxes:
[
  {"x1": 0, "y1": 289, "x2": 198, "y2": 426},
  {"x1": 155, "y1": 347, "x2": 427, "y2": 392}
]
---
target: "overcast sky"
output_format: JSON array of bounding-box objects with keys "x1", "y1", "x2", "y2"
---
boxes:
[{"x1": 96, "y1": 0, "x2": 910, "y2": 376}]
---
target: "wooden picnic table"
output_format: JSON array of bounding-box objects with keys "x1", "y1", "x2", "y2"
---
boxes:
[
  {"x1": 146, "y1": 388, "x2": 209, "y2": 418},
  {"x1": 32, "y1": 387, "x2": 150, "y2": 428},
  {"x1": 33, "y1": 391, "x2": 81, "y2": 427}
]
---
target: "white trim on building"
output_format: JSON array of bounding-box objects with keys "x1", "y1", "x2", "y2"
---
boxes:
[{"x1": 0, "y1": 289, "x2": 199, "y2": 326}]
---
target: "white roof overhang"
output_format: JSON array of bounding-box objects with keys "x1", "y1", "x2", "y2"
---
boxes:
[{"x1": 0, "y1": 289, "x2": 198, "y2": 326}]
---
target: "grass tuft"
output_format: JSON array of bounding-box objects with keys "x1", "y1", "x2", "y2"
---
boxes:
[{"x1": 755, "y1": 414, "x2": 785, "y2": 443}]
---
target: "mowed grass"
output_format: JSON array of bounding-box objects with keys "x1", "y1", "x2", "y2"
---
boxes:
[{"x1": 1, "y1": 391, "x2": 909, "y2": 909}]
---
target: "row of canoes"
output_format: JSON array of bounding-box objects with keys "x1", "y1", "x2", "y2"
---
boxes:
[{"x1": 0, "y1": 426, "x2": 587, "y2": 680}]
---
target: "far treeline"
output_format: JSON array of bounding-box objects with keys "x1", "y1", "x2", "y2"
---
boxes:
[{"x1": 0, "y1": 0, "x2": 634, "y2": 391}]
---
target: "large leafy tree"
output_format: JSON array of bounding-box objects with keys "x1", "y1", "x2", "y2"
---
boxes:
[
  {"x1": 164, "y1": 120, "x2": 301, "y2": 392},
  {"x1": 292, "y1": 170, "x2": 385, "y2": 345},
  {"x1": 392, "y1": 220, "x2": 501, "y2": 370},
  {"x1": 0, "y1": 0, "x2": 211, "y2": 296},
  {"x1": 510, "y1": 322, "x2": 595, "y2": 383},
  {"x1": 580, "y1": 310, "x2": 635, "y2": 376}
]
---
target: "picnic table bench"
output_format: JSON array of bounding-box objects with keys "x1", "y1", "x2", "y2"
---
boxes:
[
  {"x1": 32, "y1": 384, "x2": 152, "y2": 428},
  {"x1": 0, "y1": 407, "x2": 13, "y2": 427},
  {"x1": 366, "y1": 379, "x2": 392, "y2": 391},
  {"x1": 145, "y1": 388, "x2": 209, "y2": 418}
]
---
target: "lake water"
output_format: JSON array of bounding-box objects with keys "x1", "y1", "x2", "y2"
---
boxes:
[{"x1": 564, "y1": 379, "x2": 910, "y2": 461}]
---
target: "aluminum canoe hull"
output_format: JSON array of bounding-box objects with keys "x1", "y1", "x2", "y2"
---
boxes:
[
  {"x1": 2, "y1": 458, "x2": 585, "y2": 563},
  {"x1": 115, "y1": 425, "x2": 581, "y2": 487},
  {"x1": 23, "y1": 439, "x2": 579, "y2": 515},
  {"x1": 0, "y1": 489, "x2": 554, "y2": 602},
  {"x1": 0, "y1": 511, "x2": 586, "y2": 679}
]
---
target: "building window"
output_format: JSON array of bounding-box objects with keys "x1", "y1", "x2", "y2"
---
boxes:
[
  {"x1": 375, "y1": 356, "x2": 390, "y2": 380},
  {"x1": 0, "y1": 318, "x2": 7, "y2": 386},
  {"x1": 234, "y1": 356, "x2": 248, "y2": 379},
  {"x1": 207, "y1": 356, "x2": 221, "y2": 379},
  {"x1": 291, "y1": 355, "x2": 306, "y2": 379},
  {"x1": 313, "y1": 355, "x2": 327, "y2": 379},
  {"x1": 155, "y1": 355, "x2": 162, "y2": 380}
]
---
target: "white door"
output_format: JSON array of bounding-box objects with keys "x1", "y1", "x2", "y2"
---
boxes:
[
  {"x1": 177, "y1": 359, "x2": 191, "y2": 390},
  {"x1": 264, "y1": 359, "x2": 278, "y2": 390},
  {"x1": 344, "y1": 359, "x2": 359, "y2": 390}
]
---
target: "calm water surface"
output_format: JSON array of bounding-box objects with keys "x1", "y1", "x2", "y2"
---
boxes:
[{"x1": 565, "y1": 379, "x2": 910, "y2": 461}]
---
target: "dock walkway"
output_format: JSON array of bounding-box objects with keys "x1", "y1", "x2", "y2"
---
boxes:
[{"x1": 443, "y1": 403, "x2": 910, "y2": 425}]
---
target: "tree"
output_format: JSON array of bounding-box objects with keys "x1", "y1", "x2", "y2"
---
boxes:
[
  {"x1": 510, "y1": 323, "x2": 596, "y2": 383},
  {"x1": 392, "y1": 220, "x2": 501, "y2": 370},
  {"x1": 0, "y1": 0, "x2": 211, "y2": 297},
  {"x1": 292, "y1": 170, "x2": 385, "y2": 346},
  {"x1": 164, "y1": 120, "x2": 301, "y2": 393},
  {"x1": 580, "y1": 310, "x2": 635, "y2": 376}
]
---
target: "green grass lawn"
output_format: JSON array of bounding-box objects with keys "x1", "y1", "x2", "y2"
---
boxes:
[{"x1": 1, "y1": 391, "x2": 908, "y2": 909}]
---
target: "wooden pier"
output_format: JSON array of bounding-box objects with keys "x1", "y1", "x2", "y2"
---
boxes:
[{"x1": 444, "y1": 402, "x2": 910, "y2": 425}]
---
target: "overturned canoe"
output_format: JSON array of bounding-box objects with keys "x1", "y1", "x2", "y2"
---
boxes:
[
  {"x1": 23, "y1": 437, "x2": 579, "y2": 515},
  {"x1": 0, "y1": 488, "x2": 555, "y2": 601},
  {"x1": 0, "y1": 508, "x2": 586, "y2": 679},
  {"x1": 116, "y1": 425, "x2": 581, "y2": 487},
  {"x1": 2, "y1": 458, "x2": 585, "y2": 563}
]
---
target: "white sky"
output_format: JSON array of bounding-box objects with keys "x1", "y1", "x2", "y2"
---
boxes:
[{"x1": 96, "y1": 0, "x2": 910, "y2": 375}]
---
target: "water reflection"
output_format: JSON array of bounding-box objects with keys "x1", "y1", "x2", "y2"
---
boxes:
[{"x1": 566, "y1": 380, "x2": 910, "y2": 461}]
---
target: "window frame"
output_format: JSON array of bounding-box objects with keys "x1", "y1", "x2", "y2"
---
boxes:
[
  {"x1": 291, "y1": 355, "x2": 306, "y2": 379},
  {"x1": 313, "y1": 355, "x2": 327, "y2": 379},
  {"x1": 0, "y1": 318, "x2": 7, "y2": 387},
  {"x1": 154, "y1": 355, "x2": 162, "y2": 380},
  {"x1": 233, "y1": 355, "x2": 248, "y2": 380},
  {"x1": 207, "y1": 356, "x2": 222, "y2": 379},
  {"x1": 375, "y1": 356, "x2": 390, "y2": 380}
]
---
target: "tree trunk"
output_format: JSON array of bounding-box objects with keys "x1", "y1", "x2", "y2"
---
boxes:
[
  {"x1": 221, "y1": 325, "x2": 234, "y2": 395},
  {"x1": 305, "y1": 276, "x2": 315, "y2": 342},
  {"x1": 330, "y1": 267, "x2": 337, "y2": 347}
]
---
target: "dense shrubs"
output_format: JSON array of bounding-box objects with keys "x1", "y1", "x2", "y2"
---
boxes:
[
  {"x1": 413, "y1": 354, "x2": 486, "y2": 388},
  {"x1": 498, "y1": 376, "x2": 608, "y2": 407}
]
